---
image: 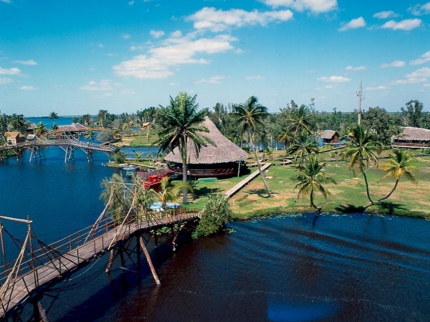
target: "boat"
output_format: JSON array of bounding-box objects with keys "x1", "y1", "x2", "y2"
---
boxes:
[
  {"x1": 143, "y1": 175, "x2": 163, "y2": 189},
  {"x1": 123, "y1": 166, "x2": 137, "y2": 177}
]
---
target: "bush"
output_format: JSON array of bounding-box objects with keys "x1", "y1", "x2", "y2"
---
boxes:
[{"x1": 192, "y1": 194, "x2": 232, "y2": 238}]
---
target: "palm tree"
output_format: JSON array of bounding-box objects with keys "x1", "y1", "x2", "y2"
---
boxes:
[
  {"x1": 233, "y1": 96, "x2": 271, "y2": 197},
  {"x1": 286, "y1": 130, "x2": 319, "y2": 166},
  {"x1": 286, "y1": 104, "x2": 314, "y2": 137},
  {"x1": 150, "y1": 177, "x2": 193, "y2": 210},
  {"x1": 378, "y1": 149, "x2": 418, "y2": 201},
  {"x1": 343, "y1": 125, "x2": 382, "y2": 205},
  {"x1": 49, "y1": 111, "x2": 59, "y2": 119},
  {"x1": 155, "y1": 92, "x2": 214, "y2": 204},
  {"x1": 97, "y1": 110, "x2": 108, "y2": 128},
  {"x1": 80, "y1": 114, "x2": 93, "y2": 126},
  {"x1": 84, "y1": 129, "x2": 95, "y2": 141},
  {"x1": 294, "y1": 155, "x2": 336, "y2": 210},
  {"x1": 35, "y1": 122, "x2": 47, "y2": 137}
]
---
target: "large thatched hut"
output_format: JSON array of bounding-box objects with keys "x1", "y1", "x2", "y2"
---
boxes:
[
  {"x1": 392, "y1": 127, "x2": 430, "y2": 148},
  {"x1": 163, "y1": 117, "x2": 249, "y2": 178}
]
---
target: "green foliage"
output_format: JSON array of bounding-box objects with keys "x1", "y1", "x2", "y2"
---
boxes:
[
  {"x1": 192, "y1": 194, "x2": 232, "y2": 238},
  {"x1": 112, "y1": 147, "x2": 126, "y2": 164},
  {"x1": 49, "y1": 111, "x2": 59, "y2": 119},
  {"x1": 97, "y1": 129, "x2": 114, "y2": 142}
]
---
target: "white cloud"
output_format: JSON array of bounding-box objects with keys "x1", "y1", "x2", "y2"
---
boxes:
[
  {"x1": 194, "y1": 75, "x2": 226, "y2": 84},
  {"x1": 423, "y1": 83, "x2": 430, "y2": 87},
  {"x1": 123, "y1": 34, "x2": 131, "y2": 40},
  {"x1": 1, "y1": 0, "x2": 11, "y2": 3},
  {"x1": 261, "y1": 0, "x2": 337, "y2": 13},
  {"x1": 381, "y1": 19, "x2": 422, "y2": 31},
  {"x1": 380, "y1": 60, "x2": 406, "y2": 68},
  {"x1": 366, "y1": 85, "x2": 389, "y2": 90},
  {"x1": 339, "y1": 17, "x2": 366, "y2": 31},
  {"x1": 113, "y1": 34, "x2": 236, "y2": 79},
  {"x1": 130, "y1": 45, "x2": 146, "y2": 51},
  {"x1": 150, "y1": 30, "x2": 165, "y2": 39},
  {"x1": 13, "y1": 60, "x2": 37, "y2": 65},
  {"x1": 373, "y1": 11, "x2": 398, "y2": 19},
  {"x1": 408, "y1": 2, "x2": 430, "y2": 16},
  {"x1": 128, "y1": 0, "x2": 134, "y2": 5},
  {"x1": 392, "y1": 67, "x2": 430, "y2": 84},
  {"x1": 98, "y1": 43, "x2": 105, "y2": 48},
  {"x1": 345, "y1": 65, "x2": 366, "y2": 71},
  {"x1": 20, "y1": 86, "x2": 37, "y2": 90},
  {"x1": 317, "y1": 75, "x2": 351, "y2": 83},
  {"x1": 410, "y1": 51, "x2": 430, "y2": 65},
  {"x1": 187, "y1": 7, "x2": 293, "y2": 32},
  {"x1": 246, "y1": 75, "x2": 266, "y2": 80},
  {"x1": 0, "y1": 77, "x2": 13, "y2": 84},
  {"x1": 0, "y1": 67, "x2": 21, "y2": 75},
  {"x1": 170, "y1": 30, "x2": 182, "y2": 38},
  {"x1": 79, "y1": 79, "x2": 115, "y2": 91}
]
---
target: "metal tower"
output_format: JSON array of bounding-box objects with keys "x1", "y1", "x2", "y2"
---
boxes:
[{"x1": 356, "y1": 81, "x2": 365, "y2": 125}]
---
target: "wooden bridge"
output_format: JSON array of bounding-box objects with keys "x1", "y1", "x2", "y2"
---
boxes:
[
  {"x1": 0, "y1": 207, "x2": 201, "y2": 320},
  {"x1": 0, "y1": 137, "x2": 114, "y2": 162}
]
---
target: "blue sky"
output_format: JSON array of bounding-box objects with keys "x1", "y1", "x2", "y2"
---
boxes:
[{"x1": 0, "y1": 0, "x2": 429, "y2": 116}]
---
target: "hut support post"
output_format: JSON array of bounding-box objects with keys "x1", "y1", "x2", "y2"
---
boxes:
[{"x1": 139, "y1": 237, "x2": 160, "y2": 285}]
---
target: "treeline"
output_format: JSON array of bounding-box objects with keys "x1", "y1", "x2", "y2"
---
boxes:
[{"x1": 1, "y1": 99, "x2": 427, "y2": 147}]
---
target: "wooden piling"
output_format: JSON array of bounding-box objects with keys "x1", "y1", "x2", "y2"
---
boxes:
[{"x1": 139, "y1": 237, "x2": 160, "y2": 285}]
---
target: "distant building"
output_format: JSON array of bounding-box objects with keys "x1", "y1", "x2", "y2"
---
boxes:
[
  {"x1": 52, "y1": 123, "x2": 88, "y2": 139},
  {"x1": 4, "y1": 132, "x2": 25, "y2": 145},
  {"x1": 392, "y1": 127, "x2": 430, "y2": 148},
  {"x1": 318, "y1": 130, "x2": 340, "y2": 144}
]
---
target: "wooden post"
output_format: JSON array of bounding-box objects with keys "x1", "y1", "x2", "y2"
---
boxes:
[
  {"x1": 139, "y1": 237, "x2": 160, "y2": 285},
  {"x1": 37, "y1": 301, "x2": 49, "y2": 322},
  {"x1": 106, "y1": 249, "x2": 115, "y2": 273}
]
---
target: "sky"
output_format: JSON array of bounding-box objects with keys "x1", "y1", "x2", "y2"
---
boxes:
[{"x1": 0, "y1": 0, "x2": 429, "y2": 117}]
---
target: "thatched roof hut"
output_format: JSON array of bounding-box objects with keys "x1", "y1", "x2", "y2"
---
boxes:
[
  {"x1": 318, "y1": 130, "x2": 339, "y2": 143},
  {"x1": 164, "y1": 116, "x2": 248, "y2": 164},
  {"x1": 392, "y1": 126, "x2": 430, "y2": 148}
]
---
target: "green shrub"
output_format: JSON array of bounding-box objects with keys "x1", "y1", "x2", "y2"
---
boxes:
[{"x1": 192, "y1": 194, "x2": 232, "y2": 238}]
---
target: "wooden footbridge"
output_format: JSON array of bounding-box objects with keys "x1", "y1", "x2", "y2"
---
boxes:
[
  {"x1": 0, "y1": 137, "x2": 113, "y2": 162},
  {"x1": 0, "y1": 186, "x2": 201, "y2": 320}
]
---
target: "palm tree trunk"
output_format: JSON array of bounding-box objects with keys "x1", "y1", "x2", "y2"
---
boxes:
[
  {"x1": 181, "y1": 146, "x2": 189, "y2": 204},
  {"x1": 361, "y1": 167, "x2": 375, "y2": 205},
  {"x1": 378, "y1": 179, "x2": 399, "y2": 202},
  {"x1": 249, "y1": 129, "x2": 271, "y2": 197}
]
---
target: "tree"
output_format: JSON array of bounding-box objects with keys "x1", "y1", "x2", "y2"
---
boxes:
[
  {"x1": 100, "y1": 174, "x2": 131, "y2": 224},
  {"x1": 155, "y1": 92, "x2": 214, "y2": 204},
  {"x1": 401, "y1": 100, "x2": 425, "y2": 128},
  {"x1": 343, "y1": 125, "x2": 382, "y2": 205},
  {"x1": 97, "y1": 109, "x2": 108, "y2": 128},
  {"x1": 35, "y1": 122, "x2": 47, "y2": 137},
  {"x1": 111, "y1": 147, "x2": 126, "y2": 164},
  {"x1": 97, "y1": 129, "x2": 114, "y2": 142},
  {"x1": 192, "y1": 194, "x2": 232, "y2": 238},
  {"x1": 150, "y1": 177, "x2": 193, "y2": 209},
  {"x1": 80, "y1": 114, "x2": 93, "y2": 126},
  {"x1": 362, "y1": 107, "x2": 393, "y2": 145},
  {"x1": 84, "y1": 129, "x2": 95, "y2": 141},
  {"x1": 233, "y1": 96, "x2": 271, "y2": 197},
  {"x1": 378, "y1": 149, "x2": 418, "y2": 201},
  {"x1": 49, "y1": 111, "x2": 59, "y2": 119},
  {"x1": 294, "y1": 155, "x2": 336, "y2": 210},
  {"x1": 285, "y1": 103, "x2": 315, "y2": 137},
  {"x1": 286, "y1": 130, "x2": 319, "y2": 166}
]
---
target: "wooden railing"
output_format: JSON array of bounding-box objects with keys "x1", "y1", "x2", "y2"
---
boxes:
[{"x1": 0, "y1": 208, "x2": 200, "y2": 287}]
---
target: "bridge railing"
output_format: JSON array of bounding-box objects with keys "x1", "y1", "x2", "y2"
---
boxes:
[{"x1": 0, "y1": 208, "x2": 200, "y2": 287}]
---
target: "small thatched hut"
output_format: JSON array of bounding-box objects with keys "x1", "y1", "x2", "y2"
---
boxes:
[
  {"x1": 392, "y1": 127, "x2": 430, "y2": 148},
  {"x1": 318, "y1": 130, "x2": 339, "y2": 144},
  {"x1": 163, "y1": 117, "x2": 249, "y2": 178}
]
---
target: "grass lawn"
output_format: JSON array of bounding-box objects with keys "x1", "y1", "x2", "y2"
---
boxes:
[{"x1": 179, "y1": 150, "x2": 430, "y2": 220}]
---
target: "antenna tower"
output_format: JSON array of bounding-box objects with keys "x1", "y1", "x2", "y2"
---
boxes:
[{"x1": 356, "y1": 81, "x2": 365, "y2": 125}]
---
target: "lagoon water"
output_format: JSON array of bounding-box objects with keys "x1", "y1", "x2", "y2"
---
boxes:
[{"x1": 1, "y1": 118, "x2": 430, "y2": 321}]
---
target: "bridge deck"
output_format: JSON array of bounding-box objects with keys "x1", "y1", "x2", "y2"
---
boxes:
[
  {"x1": 224, "y1": 163, "x2": 272, "y2": 198},
  {"x1": 0, "y1": 138, "x2": 113, "y2": 153},
  {"x1": 0, "y1": 211, "x2": 199, "y2": 318}
]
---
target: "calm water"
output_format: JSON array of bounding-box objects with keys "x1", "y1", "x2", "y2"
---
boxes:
[{"x1": 1, "y1": 122, "x2": 430, "y2": 321}]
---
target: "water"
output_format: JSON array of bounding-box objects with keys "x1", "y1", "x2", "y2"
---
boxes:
[{"x1": 1, "y1": 131, "x2": 430, "y2": 321}]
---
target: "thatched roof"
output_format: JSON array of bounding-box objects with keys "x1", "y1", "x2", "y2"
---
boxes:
[
  {"x1": 163, "y1": 116, "x2": 248, "y2": 164},
  {"x1": 56, "y1": 123, "x2": 88, "y2": 132},
  {"x1": 319, "y1": 130, "x2": 338, "y2": 140},
  {"x1": 394, "y1": 127, "x2": 430, "y2": 141}
]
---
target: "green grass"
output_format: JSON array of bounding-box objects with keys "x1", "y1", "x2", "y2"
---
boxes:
[{"x1": 177, "y1": 152, "x2": 430, "y2": 219}]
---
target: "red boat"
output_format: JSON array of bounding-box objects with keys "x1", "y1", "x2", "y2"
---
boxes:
[{"x1": 144, "y1": 175, "x2": 163, "y2": 189}]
